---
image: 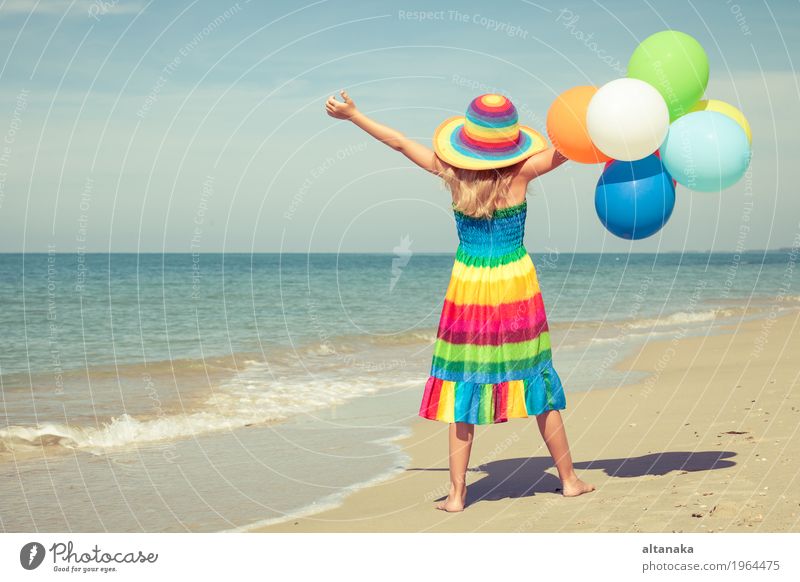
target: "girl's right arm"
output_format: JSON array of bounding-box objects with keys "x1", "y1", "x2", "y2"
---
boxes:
[{"x1": 326, "y1": 90, "x2": 449, "y2": 176}]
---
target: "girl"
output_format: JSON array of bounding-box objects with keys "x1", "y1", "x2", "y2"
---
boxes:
[{"x1": 325, "y1": 90, "x2": 595, "y2": 513}]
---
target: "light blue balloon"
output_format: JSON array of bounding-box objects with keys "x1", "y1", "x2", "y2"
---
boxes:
[{"x1": 659, "y1": 111, "x2": 751, "y2": 192}]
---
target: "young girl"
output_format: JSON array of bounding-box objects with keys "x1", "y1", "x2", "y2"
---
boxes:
[{"x1": 326, "y1": 90, "x2": 595, "y2": 513}]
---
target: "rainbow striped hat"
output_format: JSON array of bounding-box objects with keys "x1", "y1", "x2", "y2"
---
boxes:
[{"x1": 434, "y1": 94, "x2": 547, "y2": 170}]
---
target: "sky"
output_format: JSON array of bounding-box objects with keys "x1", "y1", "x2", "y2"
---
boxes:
[{"x1": 0, "y1": 0, "x2": 797, "y2": 253}]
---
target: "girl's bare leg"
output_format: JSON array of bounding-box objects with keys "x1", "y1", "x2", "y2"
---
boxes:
[
  {"x1": 536, "y1": 410, "x2": 595, "y2": 497},
  {"x1": 436, "y1": 422, "x2": 473, "y2": 512}
]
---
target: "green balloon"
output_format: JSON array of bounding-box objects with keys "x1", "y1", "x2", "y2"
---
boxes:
[{"x1": 627, "y1": 30, "x2": 709, "y2": 122}]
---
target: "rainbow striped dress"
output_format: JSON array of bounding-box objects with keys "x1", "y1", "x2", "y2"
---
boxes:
[{"x1": 418, "y1": 199, "x2": 566, "y2": 425}]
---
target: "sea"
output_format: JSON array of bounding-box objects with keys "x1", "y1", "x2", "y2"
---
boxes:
[{"x1": 0, "y1": 251, "x2": 797, "y2": 531}]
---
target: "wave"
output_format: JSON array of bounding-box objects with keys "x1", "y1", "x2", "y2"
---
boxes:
[
  {"x1": 298, "y1": 328, "x2": 438, "y2": 356},
  {"x1": 590, "y1": 336, "x2": 630, "y2": 345},
  {"x1": 550, "y1": 306, "x2": 750, "y2": 339},
  {"x1": 588, "y1": 330, "x2": 674, "y2": 346},
  {"x1": 0, "y1": 364, "x2": 423, "y2": 456},
  {"x1": 623, "y1": 308, "x2": 741, "y2": 330}
]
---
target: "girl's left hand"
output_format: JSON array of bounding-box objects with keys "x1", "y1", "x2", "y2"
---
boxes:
[{"x1": 326, "y1": 90, "x2": 357, "y2": 120}]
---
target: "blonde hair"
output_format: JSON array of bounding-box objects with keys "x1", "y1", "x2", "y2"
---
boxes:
[{"x1": 439, "y1": 164, "x2": 520, "y2": 219}]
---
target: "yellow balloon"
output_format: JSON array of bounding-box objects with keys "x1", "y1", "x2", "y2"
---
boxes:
[{"x1": 689, "y1": 99, "x2": 752, "y2": 143}]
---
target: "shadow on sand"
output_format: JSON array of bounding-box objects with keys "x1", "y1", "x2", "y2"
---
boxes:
[{"x1": 410, "y1": 451, "x2": 736, "y2": 506}]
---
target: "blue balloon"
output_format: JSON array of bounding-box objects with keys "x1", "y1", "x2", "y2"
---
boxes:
[
  {"x1": 659, "y1": 111, "x2": 751, "y2": 192},
  {"x1": 595, "y1": 154, "x2": 676, "y2": 240}
]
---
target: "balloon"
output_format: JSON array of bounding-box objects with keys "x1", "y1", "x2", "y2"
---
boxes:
[
  {"x1": 604, "y1": 150, "x2": 677, "y2": 189},
  {"x1": 628, "y1": 30, "x2": 709, "y2": 121},
  {"x1": 659, "y1": 111, "x2": 751, "y2": 192},
  {"x1": 595, "y1": 154, "x2": 676, "y2": 240},
  {"x1": 586, "y1": 78, "x2": 670, "y2": 161},
  {"x1": 689, "y1": 99, "x2": 752, "y2": 142},
  {"x1": 546, "y1": 86, "x2": 611, "y2": 164}
]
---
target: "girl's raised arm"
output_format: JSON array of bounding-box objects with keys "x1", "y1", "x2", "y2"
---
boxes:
[
  {"x1": 326, "y1": 90, "x2": 449, "y2": 176},
  {"x1": 516, "y1": 147, "x2": 569, "y2": 182}
]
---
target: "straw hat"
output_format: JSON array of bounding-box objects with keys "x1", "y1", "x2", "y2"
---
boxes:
[{"x1": 433, "y1": 94, "x2": 547, "y2": 170}]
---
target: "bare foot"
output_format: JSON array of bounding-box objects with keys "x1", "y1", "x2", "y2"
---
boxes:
[
  {"x1": 560, "y1": 475, "x2": 596, "y2": 497},
  {"x1": 435, "y1": 485, "x2": 467, "y2": 512}
]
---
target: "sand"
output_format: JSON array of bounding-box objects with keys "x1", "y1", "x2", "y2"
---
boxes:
[{"x1": 252, "y1": 308, "x2": 800, "y2": 533}]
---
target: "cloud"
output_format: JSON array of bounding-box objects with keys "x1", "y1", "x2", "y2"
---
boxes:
[{"x1": 0, "y1": 0, "x2": 145, "y2": 17}]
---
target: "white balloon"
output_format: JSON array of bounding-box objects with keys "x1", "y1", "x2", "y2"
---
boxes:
[{"x1": 586, "y1": 78, "x2": 670, "y2": 161}]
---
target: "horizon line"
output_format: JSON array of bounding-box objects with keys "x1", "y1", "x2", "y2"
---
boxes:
[{"x1": 0, "y1": 249, "x2": 793, "y2": 255}]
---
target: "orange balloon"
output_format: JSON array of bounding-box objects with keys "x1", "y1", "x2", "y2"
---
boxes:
[{"x1": 547, "y1": 86, "x2": 611, "y2": 164}]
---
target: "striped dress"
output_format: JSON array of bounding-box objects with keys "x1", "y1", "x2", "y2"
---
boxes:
[{"x1": 418, "y1": 199, "x2": 566, "y2": 425}]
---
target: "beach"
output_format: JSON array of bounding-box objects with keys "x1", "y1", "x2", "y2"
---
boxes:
[
  {"x1": 252, "y1": 308, "x2": 800, "y2": 533},
  {"x1": 2, "y1": 252, "x2": 799, "y2": 532}
]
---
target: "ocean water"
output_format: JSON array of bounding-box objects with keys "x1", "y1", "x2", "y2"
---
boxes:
[{"x1": 0, "y1": 251, "x2": 797, "y2": 531}]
